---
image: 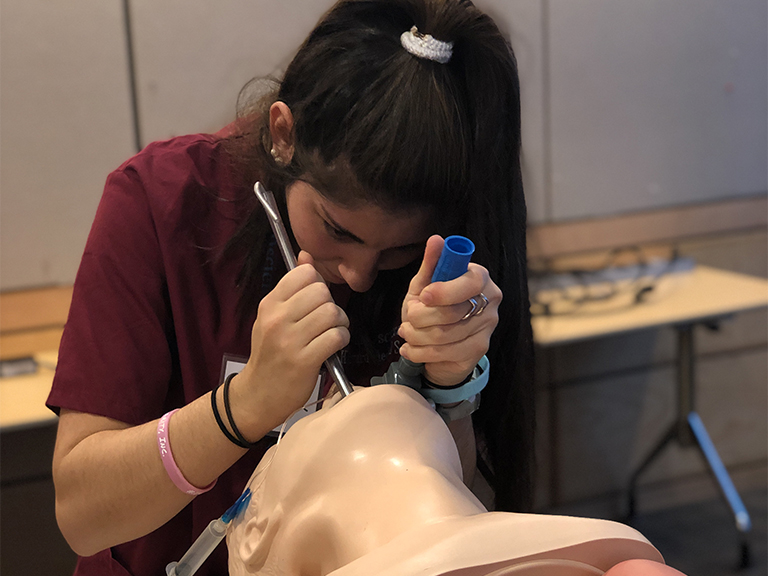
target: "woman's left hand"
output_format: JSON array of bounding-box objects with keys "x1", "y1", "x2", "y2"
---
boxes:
[{"x1": 398, "y1": 235, "x2": 502, "y2": 387}]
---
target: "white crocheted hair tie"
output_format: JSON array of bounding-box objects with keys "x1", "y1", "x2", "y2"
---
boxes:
[{"x1": 400, "y1": 26, "x2": 453, "y2": 64}]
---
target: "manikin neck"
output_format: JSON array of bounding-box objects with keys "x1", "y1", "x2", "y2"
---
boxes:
[{"x1": 311, "y1": 465, "x2": 485, "y2": 574}]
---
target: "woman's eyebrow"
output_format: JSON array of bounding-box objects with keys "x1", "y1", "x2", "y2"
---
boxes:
[
  {"x1": 320, "y1": 205, "x2": 426, "y2": 251},
  {"x1": 395, "y1": 241, "x2": 425, "y2": 252},
  {"x1": 320, "y1": 206, "x2": 365, "y2": 244}
]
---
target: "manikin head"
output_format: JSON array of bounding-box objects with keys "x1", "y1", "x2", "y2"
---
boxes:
[
  {"x1": 227, "y1": 386, "x2": 677, "y2": 576},
  {"x1": 227, "y1": 385, "x2": 485, "y2": 575}
]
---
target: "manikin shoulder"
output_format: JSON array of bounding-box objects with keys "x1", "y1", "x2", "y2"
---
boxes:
[{"x1": 328, "y1": 512, "x2": 663, "y2": 576}]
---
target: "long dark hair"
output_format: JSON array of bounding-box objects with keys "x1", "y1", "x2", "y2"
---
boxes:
[{"x1": 223, "y1": 0, "x2": 535, "y2": 512}]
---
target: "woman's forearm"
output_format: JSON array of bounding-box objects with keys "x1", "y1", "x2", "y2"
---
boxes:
[{"x1": 52, "y1": 387, "x2": 272, "y2": 556}]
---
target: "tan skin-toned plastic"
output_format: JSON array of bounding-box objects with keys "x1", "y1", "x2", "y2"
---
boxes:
[{"x1": 227, "y1": 385, "x2": 687, "y2": 576}]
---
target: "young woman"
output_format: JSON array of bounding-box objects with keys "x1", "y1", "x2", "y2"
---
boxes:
[{"x1": 48, "y1": 1, "x2": 534, "y2": 574}]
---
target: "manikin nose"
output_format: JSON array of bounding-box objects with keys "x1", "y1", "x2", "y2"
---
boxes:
[{"x1": 338, "y1": 256, "x2": 378, "y2": 293}]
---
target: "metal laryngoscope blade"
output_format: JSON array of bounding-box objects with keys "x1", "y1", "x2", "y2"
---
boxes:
[{"x1": 254, "y1": 182, "x2": 354, "y2": 398}]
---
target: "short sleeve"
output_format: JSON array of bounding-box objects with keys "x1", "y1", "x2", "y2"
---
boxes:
[{"x1": 48, "y1": 167, "x2": 174, "y2": 424}]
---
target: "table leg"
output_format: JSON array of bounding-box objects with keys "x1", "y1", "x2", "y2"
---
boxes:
[
  {"x1": 676, "y1": 326, "x2": 695, "y2": 445},
  {"x1": 627, "y1": 422, "x2": 676, "y2": 518},
  {"x1": 687, "y1": 411, "x2": 751, "y2": 534},
  {"x1": 678, "y1": 324, "x2": 751, "y2": 537},
  {"x1": 626, "y1": 323, "x2": 752, "y2": 567}
]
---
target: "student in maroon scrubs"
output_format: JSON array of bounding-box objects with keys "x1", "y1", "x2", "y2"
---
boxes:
[{"x1": 47, "y1": 1, "x2": 533, "y2": 573}]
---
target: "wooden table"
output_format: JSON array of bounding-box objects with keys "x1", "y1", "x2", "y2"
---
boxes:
[
  {"x1": 532, "y1": 265, "x2": 768, "y2": 346},
  {"x1": 0, "y1": 351, "x2": 58, "y2": 431},
  {"x1": 532, "y1": 265, "x2": 768, "y2": 564}
]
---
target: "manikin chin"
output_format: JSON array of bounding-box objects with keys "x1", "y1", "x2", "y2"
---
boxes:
[{"x1": 227, "y1": 385, "x2": 667, "y2": 576}]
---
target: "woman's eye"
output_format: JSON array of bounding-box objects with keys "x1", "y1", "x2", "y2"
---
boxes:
[{"x1": 323, "y1": 220, "x2": 348, "y2": 240}]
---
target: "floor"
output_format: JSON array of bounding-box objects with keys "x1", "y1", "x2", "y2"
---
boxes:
[{"x1": 629, "y1": 486, "x2": 767, "y2": 576}]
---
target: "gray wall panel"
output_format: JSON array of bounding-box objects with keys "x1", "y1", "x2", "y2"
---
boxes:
[
  {"x1": 0, "y1": 0, "x2": 135, "y2": 290},
  {"x1": 477, "y1": 0, "x2": 548, "y2": 223},
  {"x1": 3, "y1": 0, "x2": 766, "y2": 289},
  {"x1": 130, "y1": 0, "x2": 333, "y2": 144},
  {"x1": 547, "y1": 0, "x2": 767, "y2": 221}
]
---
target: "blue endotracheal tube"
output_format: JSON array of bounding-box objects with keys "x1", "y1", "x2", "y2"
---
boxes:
[
  {"x1": 431, "y1": 235, "x2": 475, "y2": 283},
  {"x1": 166, "y1": 489, "x2": 252, "y2": 576}
]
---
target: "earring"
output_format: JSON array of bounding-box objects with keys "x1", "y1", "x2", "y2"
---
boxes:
[{"x1": 270, "y1": 147, "x2": 287, "y2": 167}]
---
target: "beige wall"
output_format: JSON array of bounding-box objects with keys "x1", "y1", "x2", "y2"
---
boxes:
[
  {"x1": 0, "y1": 0, "x2": 135, "y2": 291},
  {"x1": 2, "y1": 0, "x2": 765, "y2": 289}
]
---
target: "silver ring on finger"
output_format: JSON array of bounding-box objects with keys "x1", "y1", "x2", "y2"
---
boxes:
[
  {"x1": 461, "y1": 297, "x2": 479, "y2": 321},
  {"x1": 475, "y1": 292, "x2": 489, "y2": 316},
  {"x1": 461, "y1": 292, "x2": 489, "y2": 321}
]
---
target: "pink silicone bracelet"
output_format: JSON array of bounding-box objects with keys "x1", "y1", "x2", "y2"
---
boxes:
[{"x1": 157, "y1": 409, "x2": 216, "y2": 496}]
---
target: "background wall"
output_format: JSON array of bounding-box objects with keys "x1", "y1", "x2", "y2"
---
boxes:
[
  {"x1": 543, "y1": 0, "x2": 766, "y2": 220},
  {"x1": 1, "y1": 0, "x2": 765, "y2": 289},
  {"x1": 0, "y1": 0, "x2": 135, "y2": 291}
]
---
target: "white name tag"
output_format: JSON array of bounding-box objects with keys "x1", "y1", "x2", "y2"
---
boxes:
[{"x1": 222, "y1": 356, "x2": 323, "y2": 436}]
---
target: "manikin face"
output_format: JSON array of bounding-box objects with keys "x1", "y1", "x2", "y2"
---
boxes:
[{"x1": 285, "y1": 180, "x2": 432, "y2": 292}]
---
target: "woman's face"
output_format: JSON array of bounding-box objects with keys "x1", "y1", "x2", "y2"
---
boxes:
[{"x1": 285, "y1": 180, "x2": 432, "y2": 292}]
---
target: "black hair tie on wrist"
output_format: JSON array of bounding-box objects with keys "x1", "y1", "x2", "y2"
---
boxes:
[
  {"x1": 223, "y1": 372, "x2": 261, "y2": 449},
  {"x1": 211, "y1": 375, "x2": 251, "y2": 449},
  {"x1": 421, "y1": 369, "x2": 475, "y2": 390}
]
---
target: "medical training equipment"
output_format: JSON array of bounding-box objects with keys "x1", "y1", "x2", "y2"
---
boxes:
[{"x1": 166, "y1": 489, "x2": 252, "y2": 576}]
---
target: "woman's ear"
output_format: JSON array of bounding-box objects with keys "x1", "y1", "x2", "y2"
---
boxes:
[{"x1": 269, "y1": 102, "x2": 295, "y2": 166}]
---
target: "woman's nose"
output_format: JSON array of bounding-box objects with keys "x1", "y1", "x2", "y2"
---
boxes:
[{"x1": 338, "y1": 252, "x2": 379, "y2": 292}]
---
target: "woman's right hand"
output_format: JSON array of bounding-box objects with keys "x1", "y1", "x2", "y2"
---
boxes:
[
  {"x1": 229, "y1": 251, "x2": 350, "y2": 436},
  {"x1": 52, "y1": 252, "x2": 347, "y2": 556}
]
